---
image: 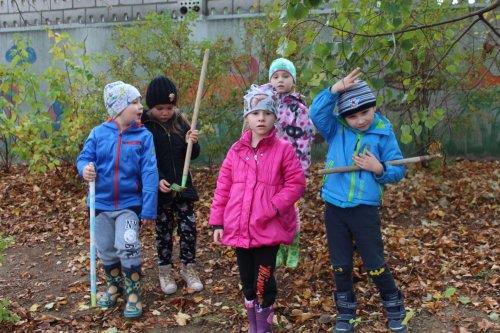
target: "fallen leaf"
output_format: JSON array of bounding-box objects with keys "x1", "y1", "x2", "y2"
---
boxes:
[{"x1": 175, "y1": 312, "x2": 191, "y2": 326}]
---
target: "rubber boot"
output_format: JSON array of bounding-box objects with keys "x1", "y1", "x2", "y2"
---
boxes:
[
  {"x1": 382, "y1": 291, "x2": 407, "y2": 332},
  {"x1": 275, "y1": 245, "x2": 286, "y2": 267},
  {"x1": 255, "y1": 303, "x2": 274, "y2": 333},
  {"x1": 96, "y1": 262, "x2": 122, "y2": 309},
  {"x1": 334, "y1": 291, "x2": 357, "y2": 333},
  {"x1": 244, "y1": 298, "x2": 257, "y2": 333},
  {"x1": 286, "y1": 232, "x2": 300, "y2": 269},
  {"x1": 123, "y1": 265, "x2": 142, "y2": 319}
]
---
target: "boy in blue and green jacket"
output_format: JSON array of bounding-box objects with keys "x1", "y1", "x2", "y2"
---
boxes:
[{"x1": 310, "y1": 68, "x2": 407, "y2": 333}]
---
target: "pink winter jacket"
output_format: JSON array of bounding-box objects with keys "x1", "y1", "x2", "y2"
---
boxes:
[{"x1": 209, "y1": 128, "x2": 306, "y2": 248}]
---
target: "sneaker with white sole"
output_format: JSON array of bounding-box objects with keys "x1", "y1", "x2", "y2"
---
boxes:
[
  {"x1": 180, "y1": 263, "x2": 203, "y2": 291},
  {"x1": 159, "y1": 264, "x2": 177, "y2": 294}
]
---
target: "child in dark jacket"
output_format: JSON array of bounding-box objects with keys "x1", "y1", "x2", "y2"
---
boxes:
[
  {"x1": 142, "y1": 76, "x2": 203, "y2": 295},
  {"x1": 77, "y1": 81, "x2": 159, "y2": 318},
  {"x1": 310, "y1": 68, "x2": 407, "y2": 333}
]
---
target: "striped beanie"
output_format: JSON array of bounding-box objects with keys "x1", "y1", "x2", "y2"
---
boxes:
[{"x1": 337, "y1": 80, "x2": 376, "y2": 117}]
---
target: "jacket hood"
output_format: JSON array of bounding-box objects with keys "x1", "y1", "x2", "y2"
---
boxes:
[
  {"x1": 340, "y1": 112, "x2": 393, "y2": 136},
  {"x1": 102, "y1": 119, "x2": 144, "y2": 132},
  {"x1": 278, "y1": 91, "x2": 307, "y2": 106}
]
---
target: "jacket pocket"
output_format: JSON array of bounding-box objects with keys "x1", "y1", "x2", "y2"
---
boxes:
[
  {"x1": 123, "y1": 144, "x2": 141, "y2": 162},
  {"x1": 277, "y1": 206, "x2": 296, "y2": 233}
]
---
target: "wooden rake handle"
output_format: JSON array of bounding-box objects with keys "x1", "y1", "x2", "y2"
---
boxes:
[
  {"x1": 318, "y1": 154, "x2": 441, "y2": 175},
  {"x1": 181, "y1": 49, "x2": 210, "y2": 187}
]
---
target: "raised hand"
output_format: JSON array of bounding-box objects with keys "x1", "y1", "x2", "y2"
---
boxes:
[{"x1": 331, "y1": 68, "x2": 363, "y2": 93}]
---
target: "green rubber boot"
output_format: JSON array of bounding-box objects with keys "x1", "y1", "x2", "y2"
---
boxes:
[
  {"x1": 123, "y1": 266, "x2": 143, "y2": 319},
  {"x1": 276, "y1": 245, "x2": 287, "y2": 267},
  {"x1": 96, "y1": 262, "x2": 122, "y2": 309},
  {"x1": 286, "y1": 232, "x2": 300, "y2": 269}
]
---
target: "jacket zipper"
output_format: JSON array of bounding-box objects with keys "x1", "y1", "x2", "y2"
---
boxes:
[
  {"x1": 348, "y1": 133, "x2": 362, "y2": 202},
  {"x1": 114, "y1": 132, "x2": 123, "y2": 209},
  {"x1": 156, "y1": 122, "x2": 178, "y2": 180},
  {"x1": 166, "y1": 132, "x2": 178, "y2": 179}
]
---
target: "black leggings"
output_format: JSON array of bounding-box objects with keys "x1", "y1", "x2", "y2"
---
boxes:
[
  {"x1": 236, "y1": 246, "x2": 279, "y2": 307},
  {"x1": 155, "y1": 199, "x2": 197, "y2": 266}
]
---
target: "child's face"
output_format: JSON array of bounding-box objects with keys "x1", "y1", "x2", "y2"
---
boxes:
[
  {"x1": 246, "y1": 110, "x2": 276, "y2": 136},
  {"x1": 270, "y1": 70, "x2": 294, "y2": 94},
  {"x1": 150, "y1": 104, "x2": 176, "y2": 123},
  {"x1": 117, "y1": 97, "x2": 143, "y2": 125},
  {"x1": 344, "y1": 107, "x2": 376, "y2": 132}
]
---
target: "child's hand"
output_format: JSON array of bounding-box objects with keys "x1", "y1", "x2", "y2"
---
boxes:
[
  {"x1": 330, "y1": 68, "x2": 362, "y2": 93},
  {"x1": 213, "y1": 229, "x2": 223, "y2": 245},
  {"x1": 83, "y1": 163, "x2": 96, "y2": 182},
  {"x1": 159, "y1": 179, "x2": 171, "y2": 193},
  {"x1": 352, "y1": 151, "x2": 384, "y2": 176},
  {"x1": 186, "y1": 129, "x2": 199, "y2": 144}
]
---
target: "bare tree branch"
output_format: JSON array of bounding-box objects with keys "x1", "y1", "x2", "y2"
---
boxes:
[
  {"x1": 286, "y1": 1, "x2": 498, "y2": 39},
  {"x1": 479, "y1": 14, "x2": 500, "y2": 39},
  {"x1": 11, "y1": 0, "x2": 26, "y2": 25}
]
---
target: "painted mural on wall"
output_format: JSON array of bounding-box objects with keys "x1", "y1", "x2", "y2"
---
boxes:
[
  {"x1": 5, "y1": 45, "x2": 37, "y2": 64},
  {"x1": 2, "y1": 44, "x2": 63, "y2": 127}
]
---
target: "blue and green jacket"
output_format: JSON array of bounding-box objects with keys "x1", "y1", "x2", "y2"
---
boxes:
[
  {"x1": 76, "y1": 120, "x2": 159, "y2": 219},
  {"x1": 310, "y1": 88, "x2": 405, "y2": 207}
]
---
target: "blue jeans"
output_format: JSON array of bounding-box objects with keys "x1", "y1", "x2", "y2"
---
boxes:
[{"x1": 324, "y1": 202, "x2": 397, "y2": 295}]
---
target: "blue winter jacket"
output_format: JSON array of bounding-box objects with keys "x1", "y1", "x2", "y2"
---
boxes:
[
  {"x1": 76, "y1": 120, "x2": 159, "y2": 219},
  {"x1": 310, "y1": 88, "x2": 405, "y2": 207}
]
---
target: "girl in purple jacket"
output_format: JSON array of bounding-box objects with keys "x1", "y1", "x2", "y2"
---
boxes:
[
  {"x1": 269, "y1": 57, "x2": 315, "y2": 269},
  {"x1": 209, "y1": 84, "x2": 306, "y2": 333}
]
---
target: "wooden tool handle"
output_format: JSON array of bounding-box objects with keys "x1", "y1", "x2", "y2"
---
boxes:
[
  {"x1": 181, "y1": 49, "x2": 210, "y2": 187},
  {"x1": 318, "y1": 154, "x2": 441, "y2": 175}
]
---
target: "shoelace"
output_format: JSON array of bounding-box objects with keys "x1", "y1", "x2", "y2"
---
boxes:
[
  {"x1": 160, "y1": 270, "x2": 175, "y2": 283},
  {"x1": 184, "y1": 267, "x2": 200, "y2": 283}
]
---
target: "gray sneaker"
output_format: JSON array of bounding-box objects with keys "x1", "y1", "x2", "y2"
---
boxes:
[
  {"x1": 180, "y1": 263, "x2": 203, "y2": 291},
  {"x1": 159, "y1": 264, "x2": 177, "y2": 294}
]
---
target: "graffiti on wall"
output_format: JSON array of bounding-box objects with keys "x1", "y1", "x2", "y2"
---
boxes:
[{"x1": 2, "y1": 44, "x2": 63, "y2": 128}]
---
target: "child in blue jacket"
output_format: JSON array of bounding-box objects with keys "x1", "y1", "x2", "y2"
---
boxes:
[
  {"x1": 310, "y1": 68, "x2": 407, "y2": 333},
  {"x1": 77, "y1": 81, "x2": 159, "y2": 318}
]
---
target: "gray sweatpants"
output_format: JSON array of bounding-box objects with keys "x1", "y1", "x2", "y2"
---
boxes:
[{"x1": 95, "y1": 209, "x2": 142, "y2": 268}]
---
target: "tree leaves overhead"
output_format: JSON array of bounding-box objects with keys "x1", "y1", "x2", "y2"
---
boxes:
[{"x1": 276, "y1": 0, "x2": 499, "y2": 151}]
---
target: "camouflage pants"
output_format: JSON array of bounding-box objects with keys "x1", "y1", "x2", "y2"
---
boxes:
[{"x1": 155, "y1": 199, "x2": 197, "y2": 266}]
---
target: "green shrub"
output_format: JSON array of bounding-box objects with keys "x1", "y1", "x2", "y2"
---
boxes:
[
  {"x1": 0, "y1": 32, "x2": 105, "y2": 173},
  {"x1": 0, "y1": 299, "x2": 19, "y2": 325}
]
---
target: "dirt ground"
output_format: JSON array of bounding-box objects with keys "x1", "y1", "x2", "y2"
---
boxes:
[{"x1": 0, "y1": 161, "x2": 498, "y2": 332}]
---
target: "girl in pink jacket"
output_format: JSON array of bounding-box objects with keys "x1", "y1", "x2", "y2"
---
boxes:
[{"x1": 209, "y1": 84, "x2": 306, "y2": 333}]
